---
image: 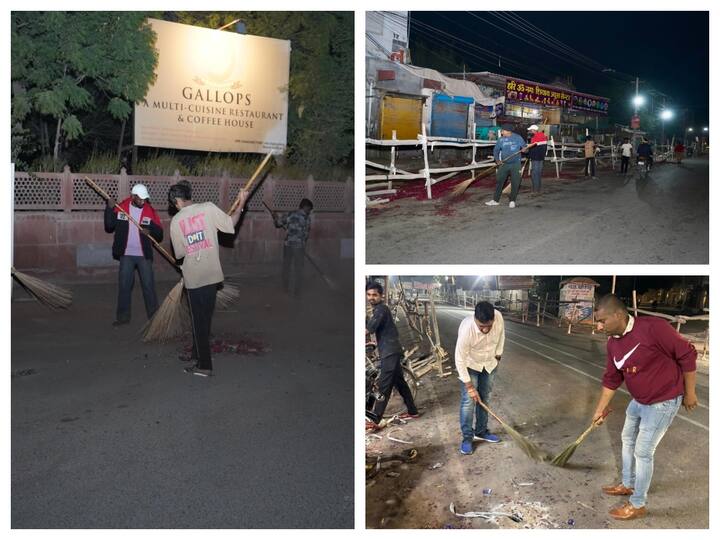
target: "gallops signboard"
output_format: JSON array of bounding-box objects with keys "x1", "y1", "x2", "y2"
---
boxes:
[{"x1": 135, "y1": 19, "x2": 290, "y2": 154}]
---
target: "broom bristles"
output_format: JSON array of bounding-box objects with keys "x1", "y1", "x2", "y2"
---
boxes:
[
  {"x1": 11, "y1": 268, "x2": 73, "y2": 310},
  {"x1": 217, "y1": 282, "x2": 242, "y2": 309},
  {"x1": 142, "y1": 280, "x2": 188, "y2": 342},
  {"x1": 478, "y1": 400, "x2": 547, "y2": 462},
  {"x1": 450, "y1": 167, "x2": 497, "y2": 198}
]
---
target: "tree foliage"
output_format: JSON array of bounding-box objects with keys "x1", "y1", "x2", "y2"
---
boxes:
[{"x1": 11, "y1": 12, "x2": 157, "y2": 166}]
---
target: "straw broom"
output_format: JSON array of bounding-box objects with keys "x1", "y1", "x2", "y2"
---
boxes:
[
  {"x1": 475, "y1": 397, "x2": 548, "y2": 462},
  {"x1": 261, "y1": 200, "x2": 338, "y2": 291},
  {"x1": 11, "y1": 267, "x2": 73, "y2": 310},
  {"x1": 550, "y1": 408, "x2": 612, "y2": 467},
  {"x1": 450, "y1": 146, "x2": 531, "y2": 198},
  {"x1": 140, "y1": 153, "x2": 273, "y2": 342}
]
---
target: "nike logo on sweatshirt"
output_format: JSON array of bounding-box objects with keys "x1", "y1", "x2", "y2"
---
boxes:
[{"x1": 613, "y1": 343, "x2": 641, "y2": 370}]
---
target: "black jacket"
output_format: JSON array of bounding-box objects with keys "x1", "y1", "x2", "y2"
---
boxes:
[
  {"x1": 366, "y1": 303, "x2": 403, "y2": 359},
  {"x1": 104, "y1": 198, "x2": 164, "y2": 261}
]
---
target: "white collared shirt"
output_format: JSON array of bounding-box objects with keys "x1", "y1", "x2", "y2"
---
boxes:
[
  {"x1": 611, "y1": 314, "x2": 635, "y2": 339},
  {"x1": 454, "y1": 310, "x2": 505, "y2": 383}
]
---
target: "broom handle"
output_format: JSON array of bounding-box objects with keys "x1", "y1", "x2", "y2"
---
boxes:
[
  {"x1": 227, "y1": 153, "x2": 273, "y2": 215},
  {"x1": 476, "y1": 398, "x2": 513, "y2": 431},
  {"x1": 574, "y1": 408, "x2": 613, "y2": 445},
  {"x1": 83, "y1": 176, "x2": 178, "y2": 267}
]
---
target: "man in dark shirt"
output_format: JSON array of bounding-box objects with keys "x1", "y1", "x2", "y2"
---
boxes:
[
  {"x1": 365, "y1": 281, "x2": 419, "y2": 431},
  {"x1": 592, "y1": 294, "x2": 698, "y2": 520}
]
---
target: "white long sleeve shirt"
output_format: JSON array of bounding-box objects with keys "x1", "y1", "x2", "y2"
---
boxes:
[{"x1": 454, "y1": 310, "x2": 505, "y2": 383}]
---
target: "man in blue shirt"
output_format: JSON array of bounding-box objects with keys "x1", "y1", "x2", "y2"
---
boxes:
[{"x1": 485, "y1": 124, "x2": 527, "y2": 208}]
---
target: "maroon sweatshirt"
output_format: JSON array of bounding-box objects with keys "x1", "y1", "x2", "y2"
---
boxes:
[{"x1": 603, "y1": 316, "x2": 697, "y2": 405}]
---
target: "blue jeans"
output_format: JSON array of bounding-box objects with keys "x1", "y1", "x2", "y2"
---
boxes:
[
  {"x1": 459, "y1": 367, "x2": 495, "y2": 442},
  {"x1": 530, "y1": 160, "x2": 544, "y2": 192},
  {"x1": 116, "y1": 255, "x2": 158, "y2": 322},
  {"x1": 621, "y1": 396, "x2": 682, "y2": 507}
]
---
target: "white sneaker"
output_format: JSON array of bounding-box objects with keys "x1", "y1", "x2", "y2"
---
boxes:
[
  {"x1": 509, "y1": 201, "x2": 516, "y2": 208},
  {"x1": 485, "y1": 200, "x2": 499, "y2": 206}
]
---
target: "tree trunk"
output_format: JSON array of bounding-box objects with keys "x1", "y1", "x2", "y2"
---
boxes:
[
  {"x1": 117, "y1": 117, "x2": 126, "y2": 162},
  {"x1": 53, "y1": 117, "x2": 63, "y2": 164}
]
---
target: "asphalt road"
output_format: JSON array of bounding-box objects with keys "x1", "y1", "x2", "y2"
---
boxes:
[
  {"x1": 366, "y1": 305, "x2": 709, "y2": 529},
  {"x1": 12, "y1": 277, "x2": 353, "y2": 528},
  {"x1": 366, "y1": 156, "x2": 708, "y2": 264}
]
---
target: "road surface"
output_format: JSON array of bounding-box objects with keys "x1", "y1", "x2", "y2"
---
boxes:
[
  {"x1": 366, "y1": 157, "x2": 708, "y2": 264},
  {"x1": 12, "y1": 277, "x2": 353, "y2": 528},
  {"x1": 366, "y1": 305, "x2": 709, "y2": 529}
]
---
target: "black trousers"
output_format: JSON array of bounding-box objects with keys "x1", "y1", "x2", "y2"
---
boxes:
[
  {"x1": 370, "y1": 353, "x2": 418, "y2": 421},
  {"x1": 282, "y1": 245, "x2": 305, "y2": 296},
  {"x1": 187, "y1": 283, "x2": 218, "y2": 370},
  {"x1": 584, "y1": 157, "x2": 596, "y2": 176},
  {"x1": 621, "y1": 156, "x2": 630, "y2": 173}
]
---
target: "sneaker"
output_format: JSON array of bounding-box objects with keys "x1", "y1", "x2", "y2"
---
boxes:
[
  {"x1": 184, "y1": 366, "x2": 212, "y2": 377},
  {"x1": 398, "y1": 412, "x2": 421, "y2": 420},
  {"x1": 484, "y1": 200, "x2": 500, "y2": 206},
  {"x1": 112, "y1": 319, "x2": 130, "y2": 327},
  {"x1": 460, "y1": 440, "x2": 473, "y2": 455},
  {"x1": 474, "y1": 432, "x2": 501, "y2": 443},
  {"x1": 509, "y1": 201, "x2": 516, "y2": 208}
]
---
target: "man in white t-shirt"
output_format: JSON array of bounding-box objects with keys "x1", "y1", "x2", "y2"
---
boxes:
[
  {"x1": 619, "y1": 138, "x2": 633, "y2": 174},
  {"x1": 455, "y1": 301, "x2": 505, "y2": 455}
]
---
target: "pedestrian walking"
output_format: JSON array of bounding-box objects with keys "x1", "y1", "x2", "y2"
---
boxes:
[
  {"x1": 584, "y1": 135, "x2": 598, "y2": 179},
  {"x1": 485, "y1": 124, "x2": 526, "y2": 208},
  {"x1": 272, "y1": 198, "x2": 313, "y2": 296},
  {"x1": 592, "y1": 294, "x2": 698, "y2": 520},
  {"x1": 674, "y1": 142, "x2": 685, "y2": 164},
  {"x1": 104, "y1": 183, "x2": 163, "y2": 326},
  {"x1": 619, "y1": 138, "x2": 633, "y2": 174},
  {"x1": 365, "y1": 281, "x2": 420, "y2": 430},
  {"x1": 455, "y1": 301, "x2": 505, "y2": 455},
  {"x1": 168, "y1": 181, "x2": 248, "y2": 377},
  {"x1": 526, "y1": 124, "x2": 548, "y2": 194}
]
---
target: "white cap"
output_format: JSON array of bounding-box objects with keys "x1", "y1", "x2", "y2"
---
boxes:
[
  {"x1": 131, "y1": 184, "x2": 150, "y2": 200},
  {"x1": 527, "y1": 124, "x2": 539, "y2": 131}
]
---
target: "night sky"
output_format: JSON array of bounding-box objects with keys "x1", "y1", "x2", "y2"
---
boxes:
[{"x1": 409, "y1": 11, "x2": 709, "y2": 126}]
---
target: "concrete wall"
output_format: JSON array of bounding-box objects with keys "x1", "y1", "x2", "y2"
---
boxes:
[{"x1": 13, "y1": 210, "x2": 353, "y2": 279}]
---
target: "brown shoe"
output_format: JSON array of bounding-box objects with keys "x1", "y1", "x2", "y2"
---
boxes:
[
  {"x1": 602, "y1": 483, "x2": 634, "y2": 496},
  {"x1": 609, "y1": 502, "x2": 647, "y2": 520}
]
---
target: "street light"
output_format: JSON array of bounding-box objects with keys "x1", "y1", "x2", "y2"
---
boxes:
[
  {"x1": 703, "y1": 127, "x2": 709, "y2": 132},
  {"x1": 688, "y1": 127, "x2": 694, "y2": 132},
  {"x1": 660, "y1": 109, "x2": 674, "y2": 120},
  {"x1": 632, "y1": 95, "x2": 645, "y2": 108}
]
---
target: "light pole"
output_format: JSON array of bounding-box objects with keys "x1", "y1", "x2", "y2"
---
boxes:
[{"x1": 660, "y1": 109, "x2": 673, "y2": 147}]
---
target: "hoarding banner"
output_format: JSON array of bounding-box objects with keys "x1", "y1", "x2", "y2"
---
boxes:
[
  {"x1": 135, "y1": 18, "x2": 290, "y2": 154},
  {"x1": 496, "y1": 276, "x2": 534, "y2": 290},
  {"x1": 570, "y1": 93, "x2": 609, "y2": 115},
  {"x1": 505, "y1": 79, "x2": 571, "y2": 108}
]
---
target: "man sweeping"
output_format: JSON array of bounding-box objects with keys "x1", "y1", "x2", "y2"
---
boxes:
[
  {"x1": 456, "y1": 301, "x2": 505, "y2": 455},
  {"x1": 168, "y1": 181, "x2": 249, "y2": 377},
  {"x1": 104, "y1": 183, "x2": 163, "y2": 326},
  {"x1": 365, "y1": 281, "x2": 420, "y2": 431},
  {"x1": 591, "y1": 294, "x2": 698, "y2": 520},
  {"x1": 485, "y1": 124, "x2": 526, "y2": 208},
  {"x1": 272, "y1": 198, "x2": 313, "y2": 296}
]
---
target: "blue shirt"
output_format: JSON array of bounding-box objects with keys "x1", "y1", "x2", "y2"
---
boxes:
[{"x1": 493, "y1": 133, "x2": 526, "y2": 164}]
